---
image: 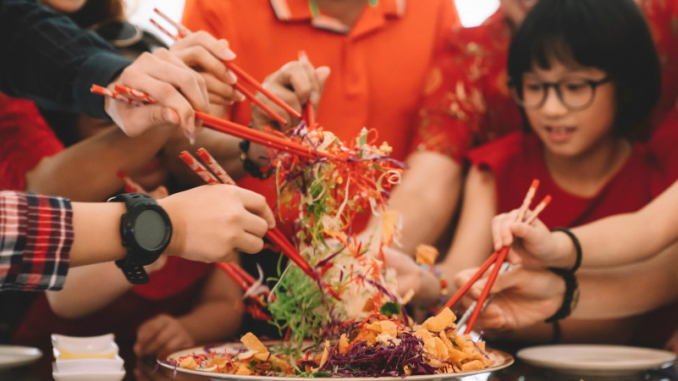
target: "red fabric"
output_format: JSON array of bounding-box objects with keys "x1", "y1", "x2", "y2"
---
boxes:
[
  {"x1": 0, "y1": 93, "x2": 64, "y2": 190},
  {"x1": 14, "y1": 258, "x2": 212, "y2": 348},
  {"x1": 132, "y1": 256, "x2": 212, "y2": 300},
  {"x1": 416, "y1": 0, "x2": 678, "y2": 164},
  {"x1": 466, "y1": 132, "x2": 669, "y2": 228},
  {"x1": 0, "y1": 191, "x2": 72, "y2": 291}
]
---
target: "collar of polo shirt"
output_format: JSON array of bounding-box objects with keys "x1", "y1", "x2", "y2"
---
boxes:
[{"x1": 269, "y1": 0, "x2": 406, "y2": 34}]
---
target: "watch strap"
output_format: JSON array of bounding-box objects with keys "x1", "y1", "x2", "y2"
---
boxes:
[
  {"x1": 109, "y1": 193, "x2": 165, "y2": 285},
  {"x1": 115, "y1": 261, "x2": 150, "y2": 284}
]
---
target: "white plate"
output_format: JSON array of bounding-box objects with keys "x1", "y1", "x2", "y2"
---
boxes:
[
  {"x1": 517, "y1": 344, "x2": 676, "y2": 376},
  {"x1": 160, "y1": 341, "x2": 513, "y2": 380},
  {"x1": 0, "y1": 345, "x2": 43, "y2": 370}
]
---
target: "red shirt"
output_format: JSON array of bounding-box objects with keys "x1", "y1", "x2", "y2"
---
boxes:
[
  {"x1": 417, "y1": 1, "x2": 678, "y2": 163},
  {"x1": 182, "y1": 0, "x2": 460, "y2": 233},
  {"x1": 0, "y1": 93, "x2": 63, "y2": 190},
  {"x1": 467, "y1": 132, "x2": 669, "y2": 228}
]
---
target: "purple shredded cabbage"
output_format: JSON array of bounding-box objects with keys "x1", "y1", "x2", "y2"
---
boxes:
[
  {"x1": 472, "y1": 341, "x2": 490, "y2": 360},
  {"x1": 318, "y1": 332, "x2": 438, "y2": 377}
]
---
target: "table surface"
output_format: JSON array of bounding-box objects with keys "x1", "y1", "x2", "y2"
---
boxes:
[{"x1": 3, "y1": 358, "x2": 678, "y2": 381}]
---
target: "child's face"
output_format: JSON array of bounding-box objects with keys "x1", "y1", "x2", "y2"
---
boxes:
[{"x1": 523, "y1": 60, "x2": 617, "y2": 159}]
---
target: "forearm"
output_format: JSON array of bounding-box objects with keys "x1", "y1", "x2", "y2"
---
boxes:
[
  {"x1": 165, "y1": 128, "x2": 246, "y2": 187},
  {"x1": 46, "y1": 263, "x2": 131, "y2": 318},
  {"x1": 0, "y1": 0, "x2": 129, "y2": 119},
  {"x1": 573, "y1": 244, "x2": 678, "y2": 319},
  {"x1": 178, "y1": 301, "x2": 243, "y2": 344},
  {"x1": 361, "y1": 152, "x2": 461, "y2": 255},
  {"x1": 178, "y1": 268, "x2": 244, "y2": 343},
  {"x1": 551, "y1": 180, "x2": 678, "y2": 269},
  {"x1": 26, "y1": 126, "x2": 171, "y2": 201},
  {"x1": 69, "y1": 202, "x2": 127, "y2": 267}
]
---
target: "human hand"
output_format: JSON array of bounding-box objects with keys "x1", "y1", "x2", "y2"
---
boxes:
[
  {"x1": 492, "y1": 209, "x2": 559, "y2": 269},
  {"x1": 169, "y1": 31, "x2": 246, "y2": 107},
  {"x1": 382, "y1": 248, "x2": 441, "y2": 307},
  {"x1": 105, "y1": 48, "x2": 209, "y2": 141},
  {"x1": 134, "y1": 314, "x2": 194, "y2": 359},
  {"x1": 159, "y1": 185, "x2": 276, "y2": 262},
  {"x1": 454, "y1": 266, "x2": 564, "y2": 332},
  {"x1": 251, "y1": 60, "x2": 331, "y2": 132}
]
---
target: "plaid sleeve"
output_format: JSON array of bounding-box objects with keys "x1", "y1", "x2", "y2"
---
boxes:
[{"x1": 0, "y1": 191, "x2": 72, "y2": 292}]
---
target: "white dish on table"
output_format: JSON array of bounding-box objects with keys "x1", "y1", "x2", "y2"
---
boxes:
[
  {"x1": 0, "y1": 345, "x2": 42, "y2": 370},
  {"x1": 517, "y1": 344, "x2": 676, "y2": 377},
  {"x1": 52, "y1": 355, "x2": 125, "y2": 381},
  {"x1": 51, "y1": 333, "x2": 118, "y2": 360},
  {"x1": 51, "y1": 333, "x2": 125, "y2": 381},
  {"x1": 160, "y1": 341, "x2": 514, "y2": 381}
]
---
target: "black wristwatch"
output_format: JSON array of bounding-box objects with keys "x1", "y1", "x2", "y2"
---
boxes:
[{"x1": 108, "y1": 193, "x2": 172, "y2": 284}]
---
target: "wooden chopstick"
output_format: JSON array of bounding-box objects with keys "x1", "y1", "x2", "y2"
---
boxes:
[{"x1": 150, "y1": 9, "x2": 299, "y2": 123}]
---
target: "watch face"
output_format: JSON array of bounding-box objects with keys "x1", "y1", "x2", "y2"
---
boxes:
[{"x1": 133, "y1": 209, "x2": 168, "y2": 251}]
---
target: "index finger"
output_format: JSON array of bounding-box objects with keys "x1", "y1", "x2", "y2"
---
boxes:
[{"x1": 239, "y1": 189, "x2": 276, "y2": 228}]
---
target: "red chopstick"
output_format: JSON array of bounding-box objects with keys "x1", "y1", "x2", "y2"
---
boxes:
[
  {"x1": 298, "y1": 51, "x2": 316, "y2": 128},
  {"x1": 96, "y1": 84, "x2": 339, "y2": 161},
  {"x1": 217, "y1": 262, "x2": 251, "y2": 291},
  {"x1": 440, "y1": 251, "x2": 499, "y2": 312},
  {"x1": 150, "y1": 9, "x2": 299, "y2": 123},
  {"x1": 463, "y1": 246, "x2": 509, "y2": 334}
]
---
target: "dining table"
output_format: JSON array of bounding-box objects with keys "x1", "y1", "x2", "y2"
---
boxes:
[{"x1": 2, "y1": 348, "x2": 678, "y2": 381}]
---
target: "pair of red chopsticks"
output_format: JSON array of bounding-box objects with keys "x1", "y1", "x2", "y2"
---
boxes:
[
  {"x1": 91, "y1": 84, "x2": 338, "y2": 161},
  {"x1": 150, "y1": 8, "x2": 300, "y2": 127},
  {"x1": 177, "y1": 148, "x2": 342, "y2": 301},
  {"x1": 440, "y1": 180, "x2": 552, "y2": 334}
]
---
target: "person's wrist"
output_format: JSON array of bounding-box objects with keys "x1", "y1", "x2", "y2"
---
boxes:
[
  {"x1": 551, "y1": 230, "x2": 578, "y2": 269},
  {"x1": 550, "y1": 228, "x2": 581, "y2": 272},
  {"x1": 157, "y1": 198, "x2": 183, "y2": 258}
]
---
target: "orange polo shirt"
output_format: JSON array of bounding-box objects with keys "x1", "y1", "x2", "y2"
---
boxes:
[{"x1": 182, "y1": 0, "x2": 460, "y2": 232}]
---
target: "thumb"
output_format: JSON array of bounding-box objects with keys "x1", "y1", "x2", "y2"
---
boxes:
[
  {"x1": 315, "y1": 66, "x2": 331, "y2": 87},
  {"x1": 509, "y1": 222, "x2": 536, "y2": 242},
  {"x1": 311, "y1": 66, "x2": 331, "y2": 105}
]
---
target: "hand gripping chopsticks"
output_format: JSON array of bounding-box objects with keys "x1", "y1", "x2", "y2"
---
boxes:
[
  {"x1": 440, "y1": 179, "x2": 552, "y2": 334},
  {"x1": 150, "y1": 8, "x2": 300, "y2": 126}
]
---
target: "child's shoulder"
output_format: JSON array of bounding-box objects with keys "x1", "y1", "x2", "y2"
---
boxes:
[{"x1": 466, "y1": 131, "x2": 532, "y2": 169}]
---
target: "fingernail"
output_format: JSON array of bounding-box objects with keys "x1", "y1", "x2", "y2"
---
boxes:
[
  {"x1": 228, "y1": 71, "x2": 238, "y2": 84},
  {"x1": 236, "y1": 91, "x2": 246, "y2": 102},
  {"x1": 224, "y1": 49, "x2": 236, "y2": 60},
  {"x1": 184, "y1": 129, "x2": 196, "y2": 145},
  {"x1": 164, "y1": 109, "x2": 179, "y2": 124}
]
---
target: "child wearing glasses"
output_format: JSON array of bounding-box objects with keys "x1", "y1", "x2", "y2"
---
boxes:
[{"x1": 430, "y1": 0, "x2": 675, "y2": 345}]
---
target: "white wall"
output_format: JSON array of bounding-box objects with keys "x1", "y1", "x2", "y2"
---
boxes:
[{"x1": 124, "y1": 0, "x2": 500, "y2": 44}]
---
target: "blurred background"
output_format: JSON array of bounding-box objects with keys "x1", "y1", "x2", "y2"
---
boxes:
[{"x1": 124, "y1": 0, "x2": 500, "y2": 45}]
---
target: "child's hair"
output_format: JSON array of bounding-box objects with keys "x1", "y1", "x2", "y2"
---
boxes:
[{"x1": 507, "y1": 0, "x2": 661, "y2": 138}]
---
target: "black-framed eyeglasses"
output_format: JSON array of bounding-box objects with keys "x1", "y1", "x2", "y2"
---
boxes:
[{"x1": 509, "y1": 76, "x2": 612, "y2": 111}]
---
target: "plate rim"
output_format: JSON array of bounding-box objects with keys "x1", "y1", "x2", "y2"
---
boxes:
[
  {"x1": 517, "y1": 344, "x2": 677, "y2": 371},
  {"x1": 0, "y1": 345, "x2": 43, "y2": 370},
  {"x1": 159, "y1": 341, "x2": 514, "y2": 380}
]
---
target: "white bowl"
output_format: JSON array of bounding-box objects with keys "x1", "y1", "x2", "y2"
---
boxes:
[
  {"x1": 52, "y1": 355, "x2": 125, "y2": 381},
  {"x1": 51, "y1": 334, "x2": 118, "y2": 360}
]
